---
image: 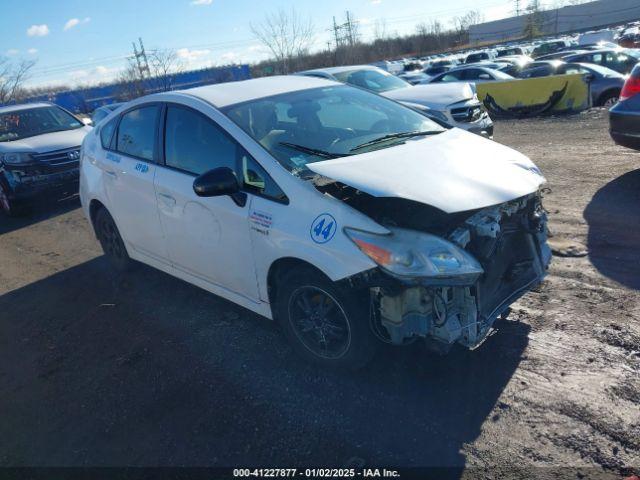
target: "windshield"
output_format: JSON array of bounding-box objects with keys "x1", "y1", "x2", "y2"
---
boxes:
[
  {"x1": 0, "y1": 106, "x2": 83, "y2": 142},
  {"x1": 332, "y1": 69, "x2": 410, "y2": 93},
  {"x1": 222, "y1": 85, "x2": 444, "y2": 172}
]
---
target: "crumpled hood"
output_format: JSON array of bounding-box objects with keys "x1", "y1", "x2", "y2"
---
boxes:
[
  {"x1": 307, "y1": 128, "x2": 545, "y2": 214},
  {"x1": 382, "y1": 83, "x2": 476, "y2": 111},
  {"x1": 0, "y1": 127, "x2": 91, "y2": 154}
]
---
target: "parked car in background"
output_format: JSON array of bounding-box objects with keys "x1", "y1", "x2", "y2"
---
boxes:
[
  {"x1": 465, "y1": 50, "x2": 496, "y2": 64},
  {"x1": 298, "y1": 65, "x2": 494, "y2": 137},
  {"x1": 532, "y1": 40, "x2": 574, "y2": 58},
  {"x1": 610, "y1": 64, "x2": 640, "y2": 150},
  {"x1": 487, "y1": 56, "x2": 534, "y2": 76},
  {"x1": 497, "y1": 46, "x2": 529, "y2": 57},
  {"x1": 535, "y1": 50, "x2": 589, "y2": 61},
  {"x1": 421, "y1": 59, "x2": 458, "y2": 77},
  {"x1": 517, "y1": 61, "x2": 623, "y2": 107},
  {"x1": 0, "y1": 102, "x2": 92, "y2": 216},
  {"x1": 578, "y1": 30, "x2": 615, "y2": 47},
  {"x1": 618, "y1": 27, "x2": 640, "y2": 48},
  {"x1": 562, "y1": 49, "x2": 640, "y2": 75},
  {"x1": 80, "y1": 75, "x2": 550, "y2": 368},
  {"x1": 91, "y1": 103, "x2": 123, "y2": 125},
  {"x1": 518, "y1": 60, "x2": 567, "y2": 78},
  {"x1": 427, "y1": 66, "x2": 514, "y2": 84}
]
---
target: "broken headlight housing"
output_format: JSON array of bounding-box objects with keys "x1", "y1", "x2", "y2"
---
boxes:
[
  {"x1": 0, "y1": 152, "x2": 34, "y2": 165},
  {"x1": 344, "y1": 227, "x2": 484, "y2": 286}
]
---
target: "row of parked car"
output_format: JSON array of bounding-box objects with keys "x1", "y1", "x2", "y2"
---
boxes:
[
  {"x1": 393, "y1": 47, "x2": 640, "y2": 108},
  {"x1": 2, "y1": 51, "x2": 640, "y2": 217}
]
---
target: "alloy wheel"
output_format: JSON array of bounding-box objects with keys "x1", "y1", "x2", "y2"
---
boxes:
[{"x1": 287, "y1": 286, "x2": 352, "y2": 359}]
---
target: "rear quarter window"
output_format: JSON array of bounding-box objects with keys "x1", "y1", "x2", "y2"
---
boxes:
[{"x1": 100, "y1": 117, "x2": 118, "y2": 149}]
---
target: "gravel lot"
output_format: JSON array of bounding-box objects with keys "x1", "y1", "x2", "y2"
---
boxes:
[{"x1": 0, "y1": 109, "x2": 638, "y2": 477}]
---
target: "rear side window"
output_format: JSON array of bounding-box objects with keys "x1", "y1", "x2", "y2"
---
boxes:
[
  {"x1": 164, "y1": 106, "x2": 236, "y2": 175},
  {"x1": 100, "y1": 117, "x2": 117, "y2": 149},
  {"x1": 116, "y1": 106, "x2": 159, "y2": 161}
]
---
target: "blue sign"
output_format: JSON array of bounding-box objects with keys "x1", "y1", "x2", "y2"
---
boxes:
[{"x1": 310, "y1": 213, "x2": 337, "y2": 244}]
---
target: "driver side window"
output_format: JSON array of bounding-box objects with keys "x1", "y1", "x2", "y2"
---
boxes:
[{"x1": 164, "y1": 105, "x2": 236, "y2": 176}]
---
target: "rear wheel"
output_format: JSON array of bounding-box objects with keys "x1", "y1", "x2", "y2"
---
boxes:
[
  {"x1": 94, "y1": 208, "x2": 134, "y2": 272},
  {"x1": 599, "y1": 90, "x2": 620, "y2": 108},
  {"x1": 275, "y1": 267, "x2": 377, "y2": 370}
]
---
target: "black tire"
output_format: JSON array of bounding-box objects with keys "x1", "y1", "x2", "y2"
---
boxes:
[
  {"x1": 275, "y1": 267, "x2": 377, "y2": 370},
  {"x1": 0, "y1": 182, "x2": 28, "y2": 217},
  {"x1": 94, "y1": 207, "x2": 134, "y2": 272},
  {"x1": 598, "y1": 90, "x2": 620, "y2": 108}
]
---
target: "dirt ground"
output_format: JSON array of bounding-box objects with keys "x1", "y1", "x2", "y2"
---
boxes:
[{"x1": 0, "y1": 109, "x2": 638, "y2": 478}]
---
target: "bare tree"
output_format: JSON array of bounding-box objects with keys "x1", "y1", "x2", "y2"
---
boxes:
[
  {"x1": 116, "y1": 47, "x2": 185, "y2": 101},
  {"x1": 0, "y1": 57, "x2": 36, "y2": 104},
  {"x1": 452, "y1": 10, "x2": 485, "y2": 43},
  {"x1": 373, "y1": 19, "x2": 389, "y2": 41},
  {"x1": 115, "y1": 60, "x2": 147, "y2": 101},
  {"x1": 149, "y1": 49, "x2": 185, "y2": 92},
  {"x1": 523, "y1": 0, "x2": 545, "y2": 39},
  {"x1": 250, "y1": 8, "x2": 314, "y2": 74}
]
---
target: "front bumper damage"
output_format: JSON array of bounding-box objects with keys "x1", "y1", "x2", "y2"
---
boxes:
[
  {"x1": 362, "y1": 194, "x2": 551, "y2": 350},
  {"x1": 0, "y1": 149, "x2": 80, "y2": 202}
]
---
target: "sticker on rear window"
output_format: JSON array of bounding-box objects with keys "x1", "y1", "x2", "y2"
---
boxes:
[{"x1": 310, "y1": 213, "x2": 337, "y2": 244}]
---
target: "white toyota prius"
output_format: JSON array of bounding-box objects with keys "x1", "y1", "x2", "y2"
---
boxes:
[{"x1": 80, "y1": 75, "x2": 551, "y2": 369}]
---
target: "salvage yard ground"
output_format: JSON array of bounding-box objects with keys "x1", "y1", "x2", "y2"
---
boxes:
[{"x1": 0, "y1": 109, "x2": 638, "y2": 476}]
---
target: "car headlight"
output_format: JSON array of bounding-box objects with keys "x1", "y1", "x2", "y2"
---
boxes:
[
  {"x1": 344, "y1": 227, "x2": 484, "y2": 285},
  {"x1": 0, "y1": 152, "x2": 34, "y2": 165}
]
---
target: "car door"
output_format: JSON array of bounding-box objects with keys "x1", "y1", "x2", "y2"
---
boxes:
[
  {"x1": 102, "y1": 104, "x2": 168, "y2": 262},
  {"x1": 153, "y1": 103, "x2": 259, "y2": 299}
]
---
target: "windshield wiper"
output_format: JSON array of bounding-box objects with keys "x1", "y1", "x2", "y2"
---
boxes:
[
  {"x1": 350, "y1": 130, "x2": 441, "y2": 152},
  {"x1": 279, "y1": 142, "x2": 350, "y2": 159}
]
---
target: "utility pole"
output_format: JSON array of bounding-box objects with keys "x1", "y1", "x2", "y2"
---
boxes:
[
  {"x1": 345, "y1": 11, "x2": 354, "y2": 46},
  {"x1": 332, "y1": 16, "x2": 341, "y2": 49},
  {"x1": 514, "y1": 0, "x2": 521, "y2": 16},
  {"x1": 132, "y1": 37, "x2": 151, "y2": 79}
]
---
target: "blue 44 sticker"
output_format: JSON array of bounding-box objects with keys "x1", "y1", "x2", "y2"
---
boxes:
[{"x1": 310, "y1": 213, "x2": 337, "y2": 244}]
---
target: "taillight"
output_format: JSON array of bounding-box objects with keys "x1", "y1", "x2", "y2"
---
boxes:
[{"x1": 620, "y1": 74, "x2": 640, "y2": 101}]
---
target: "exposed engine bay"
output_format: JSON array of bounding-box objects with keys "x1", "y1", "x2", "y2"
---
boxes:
[{"x1": 315, "y1": 177, "x2": 552, "y2": 350}]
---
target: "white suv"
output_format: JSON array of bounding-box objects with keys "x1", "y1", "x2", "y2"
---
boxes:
[{"x1": 80, "y1": 76, "x2": 551, "y2": 369}]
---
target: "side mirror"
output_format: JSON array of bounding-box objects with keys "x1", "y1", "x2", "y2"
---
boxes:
[
  {"x1": 193, "y1": 167, "x2": 240, "y2": 198},
  {"x1": 585, "y1": 73, "x2": 595, "y2": 82},
  {"x1": 193, "y1": 167, "x2": 247, "y2": 206},
  {"x1": 81, "y1": 117, "x2": 93, "y2": 127}
]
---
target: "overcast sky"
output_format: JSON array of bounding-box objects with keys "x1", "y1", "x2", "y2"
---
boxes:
[{"x1": 2, "y1": 0, "x2": 561, "y2": 88}]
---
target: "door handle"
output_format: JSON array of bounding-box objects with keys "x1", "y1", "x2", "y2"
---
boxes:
[
  {"x1": 157, "y1": 193, "x2": 176, "y2": 207},
  {"x1": 104, "y1": 170, "x2": 117, "y2": 178}
]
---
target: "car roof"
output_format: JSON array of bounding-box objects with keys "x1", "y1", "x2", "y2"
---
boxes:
[
  {"x1": 0, "y1": 102, "x2": 54, "y2": 114},
  {"x1": 172, "y1": 75, "x2": 340, "y2": 108},
  {"x1": 566, "y1": 48, "x2": 618, "y2": 56},
  {"x1": 299, "y1": 65, "x2": 380, "y2": 76}
]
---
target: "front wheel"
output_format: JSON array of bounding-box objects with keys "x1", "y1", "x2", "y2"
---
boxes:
[
  {"x1": 0, "y1": 182, "x2": 28, "y2": 217},
  {"x1": 275, "y1": 267, "x2": 377, "y2": 370}
]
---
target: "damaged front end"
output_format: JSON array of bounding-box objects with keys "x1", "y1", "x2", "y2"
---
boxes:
[{"x1": 339, "y1": 190, "x2": 551, "y2": 351}]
